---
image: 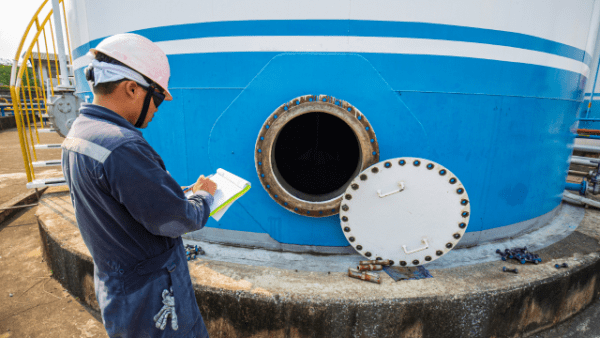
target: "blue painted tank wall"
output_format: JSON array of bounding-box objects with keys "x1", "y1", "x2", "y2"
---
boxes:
[{"x1": 73, "y1": 23, "x2": 586, "y2": 247}]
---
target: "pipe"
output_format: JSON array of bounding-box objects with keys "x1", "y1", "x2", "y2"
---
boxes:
[
  {"x1": 565, "y1": 181, "x2": 587, "y2": 195},
  {"x1": 570, "y1": 156, "x2": 600, "y2": 166},
  {"x1": 576, "y1": 128, "x2": 600, "y2": 135},
  {"x1": 563, "y1": 191, "x2": 600, "y2": 209},
  {"x1": 586, "y1": 52, "x2": 600, "y2": 118},
  {"x1": 569, "y1": 170, "x2": 590, "y2": 176},
  {"x1": 584, "y1": 0, "x2": 600, "y2": 119},
  {"x1": 50, "y1": 0, "x2": 70, "y2": 88},
  {"x1": 573, "y1": 144, "x2": 600, "y2": 153},
  {"x1": 586, "y1": 61, "x2": 600, "y2": 118},
  {"x1": 576, "y1": 134, "x2": 600, "y2": 140}
]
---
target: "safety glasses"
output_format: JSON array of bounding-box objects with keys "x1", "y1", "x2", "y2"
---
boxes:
[
  {"x1": 139, "y1": 84, "x2": 166, "y2": 108},
  {"x1": 151, "y1": 90, "x2": 165, "y2": 108}
]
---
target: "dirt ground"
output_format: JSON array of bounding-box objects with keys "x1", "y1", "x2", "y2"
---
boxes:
[
  {"x1": 0, "y1": 207, "x2": 108, "y2": 338},
  {"x1": 0, "y1": 127, "x2": 64, "y2": 206},
  {"x1": 0, "y1": 126, "x2": 108, "y2": 337}
]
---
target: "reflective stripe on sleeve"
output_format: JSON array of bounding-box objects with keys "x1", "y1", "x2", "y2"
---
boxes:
[{"x1": 62, "y1": 137, "x2": 112, "y2": 163}]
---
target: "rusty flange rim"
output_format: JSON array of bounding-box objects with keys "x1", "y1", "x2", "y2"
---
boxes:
[{"x1": 255, "y1": 94, "x2": 379, "y2": 218}]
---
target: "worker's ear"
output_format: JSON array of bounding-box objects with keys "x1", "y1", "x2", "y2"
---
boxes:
[{"x1": 123, "y1": 81, "x2": 139, "y2": 99}]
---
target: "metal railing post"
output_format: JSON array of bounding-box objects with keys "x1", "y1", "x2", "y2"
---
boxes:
[
  {"x1": 50, "y1": 0, "x2": 70, "y2": 88},
  {"x1": 586, "y1": 53, "x2": 600, "y2": 118}
]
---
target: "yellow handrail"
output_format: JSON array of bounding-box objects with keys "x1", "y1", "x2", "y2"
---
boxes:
[
  {"x1": 10, "y1": 0, "x2": 73, "y2": 185},
  {"x1": 13, "y1": 0, "x2": 50, "y2": 62}
]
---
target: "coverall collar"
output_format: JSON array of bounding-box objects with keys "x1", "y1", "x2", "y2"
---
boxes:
[{"x1": 79, "y1": 103, "x2": 143, "y2": 136}]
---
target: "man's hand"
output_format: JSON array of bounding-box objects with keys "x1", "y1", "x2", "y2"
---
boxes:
[{"x1": 193, "y1": 175, "x2": 217, "y2": 196}]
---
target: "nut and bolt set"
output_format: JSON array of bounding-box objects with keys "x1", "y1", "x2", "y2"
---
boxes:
[
  {"x1": 496, "y1": 247, "x2": 541, "y2": 264},
  {"x1": 497, "y1": 246, "x2": 570, "y2": 274},
  {"x1": 554, "y1": 263, "x2": 569, "y2": 269},
  {"x1": 185, "y1": 244, "x2": 205, "y2": 261}
]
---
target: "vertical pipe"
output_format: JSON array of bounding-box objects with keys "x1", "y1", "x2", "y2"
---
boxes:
[
  {"x1": 61, "y1": 0, "x2": 74, "y2": 66},
  {"x1": 29, "y1": 54, "x2": 44, "y2": 126},
  {"x1": 10, "y1": 61, "x2": 33, "y2": 182},
  {"x1": 42, "y1": 27, "x2": 55, "y2": 96},
  {"x1": 583, "y1": 0, "x2": 600, "y2": 119},
  {"x1": 19, "y1": 84, "x2": 37, "y2": 177},
  {"x1": 50, "y1": 0, "x2": 69, "y2": 87},
  {"x1": 24, "y1": 62, "x2": 40, "y2": 143},
  {"x1": 21, "y1": 84, "x2": 38, "y2": 162},
  {"x1": 35, "y1": 39, "x2": 48, "y2": 128},
  {"x1": 48, "y1": 18, "x2": 61, "y2": 86},
  {"x1": 586, "y1": 56, "x2": 600, "y2": 118}
]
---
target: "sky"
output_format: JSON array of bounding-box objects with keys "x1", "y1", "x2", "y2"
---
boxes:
[{"x1": 0, "y1": 0, "x2": 58, "y2": 61}]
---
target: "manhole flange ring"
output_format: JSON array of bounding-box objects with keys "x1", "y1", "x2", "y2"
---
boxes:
[{"x1": 255, "y1": 94, "x2": 379, "y2": 217}]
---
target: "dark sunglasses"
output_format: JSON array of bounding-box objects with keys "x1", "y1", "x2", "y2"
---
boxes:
[
  {"x1": 151, "y1": 90, "x2": 165, "y2": 108},
  {"x1": 139, "y1": 83, "x2": 166, "y2": 108}
]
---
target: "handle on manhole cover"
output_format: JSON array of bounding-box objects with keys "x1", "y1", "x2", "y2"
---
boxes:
[
  {"x1": 377, "y1": 181, "x2": 405, "y2": 198},
  {"x1": 402, "y1": 238, "x2": 429, "y2": 255}
]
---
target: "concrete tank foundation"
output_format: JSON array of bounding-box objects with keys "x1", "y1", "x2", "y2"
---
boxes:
[{"x1": 36, "y1": 188, "x2": 600, "y2": 338}]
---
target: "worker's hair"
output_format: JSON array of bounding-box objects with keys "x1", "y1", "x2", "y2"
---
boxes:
[{"x1": 92, "y1": 52, "x2": 153, "y2": 95}]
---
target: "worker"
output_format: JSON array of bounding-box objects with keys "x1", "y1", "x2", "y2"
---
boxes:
[{"x1": 61, "y1": 33, "x2": 215, "y2": 337}]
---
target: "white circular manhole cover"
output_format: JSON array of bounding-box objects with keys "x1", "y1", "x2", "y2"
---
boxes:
[{"x1": 339, "y1": 157, "x2": 470, "y2": 267}]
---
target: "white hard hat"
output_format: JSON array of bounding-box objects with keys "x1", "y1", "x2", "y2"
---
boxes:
[{"x1": 90, "y1": 33, "x2": 173, "y2": 101}]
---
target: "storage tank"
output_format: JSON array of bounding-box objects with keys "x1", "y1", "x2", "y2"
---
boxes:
[{"x1": 65, "y1": 0, "x2": 600, "y2": 257}]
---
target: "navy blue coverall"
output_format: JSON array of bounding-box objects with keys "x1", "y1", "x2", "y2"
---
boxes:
[{"x1": 61, "y1": 103, "x2": 213, "y2": 337}]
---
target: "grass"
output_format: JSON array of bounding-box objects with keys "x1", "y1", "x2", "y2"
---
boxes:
[{"x1": 0, "y1": 64, "x2": 36, "y2": 89}]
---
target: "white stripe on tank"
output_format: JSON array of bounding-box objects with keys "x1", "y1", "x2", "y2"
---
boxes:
[
  {"x1": 73, "y1": 35, "x2": 590, "y2": 77},
  {"x1": 160, "y1": 36, "x2": 590, "y2": 77}
]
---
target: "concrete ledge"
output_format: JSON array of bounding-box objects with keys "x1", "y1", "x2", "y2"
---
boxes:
[
  {"x1": 0, "y1": 187, "x2": 47, "y2": 225},
  {"x1": 36, "y1": 191, "x2": 600, "y2": 338},
  {"x1": 0, "y1": 116, "x2": 16, "y2": 131}
]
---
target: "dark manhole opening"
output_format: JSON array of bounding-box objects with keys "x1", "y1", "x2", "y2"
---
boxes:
[{"x1": 272, "y1": 112, "x2": 361, "y2": 202}]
